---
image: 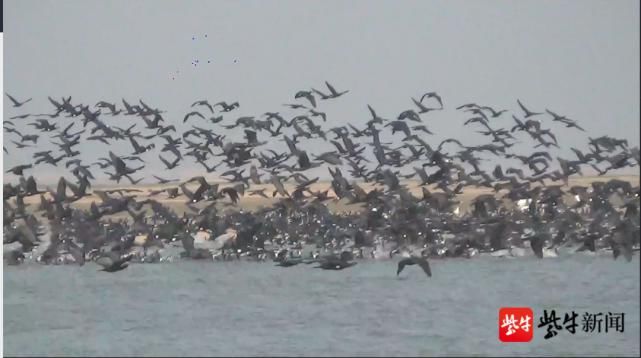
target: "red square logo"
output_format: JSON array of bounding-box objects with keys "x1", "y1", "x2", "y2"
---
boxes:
[{"x1": 499, "y1": 307, "x2": 534, "y2": 342}]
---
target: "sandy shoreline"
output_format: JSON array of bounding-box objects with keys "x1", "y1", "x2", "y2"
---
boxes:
[{"x1": 15, "y1": 175, "x2": 640, "y2": 216}]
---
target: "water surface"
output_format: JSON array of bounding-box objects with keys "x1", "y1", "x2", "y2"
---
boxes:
[{"x1": 4, "y1": 255, "x2": 640, "y2": 356}]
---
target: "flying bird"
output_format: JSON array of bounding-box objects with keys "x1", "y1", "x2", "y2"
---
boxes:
[
  {"x1": 397, "y1": 256, "x2": 432, "y2": 277},
  {"x1": 517, "y1": 99, "x2": 542, "y2": 118},
  {"x1": 313, "y1": 81, "x2": 349, "y2": 100},
  {"x1": 295, "y1": 90, "x2": 316, "y2": 108},
  {"x1": 420, "y1": 92, "x2": 444, "y2": 108},
  {"x1": 5, "y1": 93, "x2": 32, "y2": 107},
  {"x1": 95, "y1": 252, "x2": 133, "y2": 273},
  {"x1": 183, "y1": 111, "x2": 205, "y2": 123}
]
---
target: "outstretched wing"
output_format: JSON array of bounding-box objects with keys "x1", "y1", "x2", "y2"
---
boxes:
[
  {"x1": 221, "y1": 187, "x2": 240, "y2": 204},
  {"x1": 397, "y1": 258, "x2": 412, "y2": 276},
  {"x1": 95, "y1": 254, "x2": 116, "y2": 268},
  {"x1": 181, "y1": 233, "x2": 195, "y2": 252},
  {"x1": 6, "y1": 93, "x2": 19, "y2": 106},
  {"x1": 529, "y1": 236, "x2": 544, "y2": 259},
  {"x1": 113, "y1": 254, "x2": 134, "y2": 267},
  {"x1": 16, "y1": 224, "x2": 38, "y2": 250},
  {"x1": 413, "y1": 257, "x2": 432, "y2": 277}
]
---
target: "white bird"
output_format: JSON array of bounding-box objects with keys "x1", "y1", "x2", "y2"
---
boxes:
[
  {"x1": 211, "y1": 228, "x2": 239, "y2": 251},
  {"x1": 516, "y1": 198, "x2": 532, "y2": 212},
  {"x1": 193, "y1": 230, "x2": 212, "y2": 243},
  {"x1": 134, "y1": 234, "x2": 149, "y2": 247},
  {"x1": 509, "y1": 247, "x2": 528, "y2": 257},
  {"x1": 192, "y1": 229, "x2": 216, "y2": 251},
  {"x1": 489, "y1": 249, "x2": 511, "y2": 257},
  {"x1": 542, "y1": 247, "x2": 559, "y2": 258}
]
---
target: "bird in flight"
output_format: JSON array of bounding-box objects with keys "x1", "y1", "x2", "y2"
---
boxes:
[
  {"x1": 5, "y1": 93, "x2": 32, "y2": 107},
  {"x1": 95, "y1": 252, "x2": 133, "y2": 272},
  {"x1": 397, "y1": 256, "x2": 432, "y2": 277},
  {"x1": 517, "y1": 99, "x2": 542, "y2": 118}
]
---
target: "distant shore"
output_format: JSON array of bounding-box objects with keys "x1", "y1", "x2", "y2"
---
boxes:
[{"x1": 15, "y1": 174, "x2": 640, "y2": 215}]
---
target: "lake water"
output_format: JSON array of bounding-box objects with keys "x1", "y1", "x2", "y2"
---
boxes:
[{"x1": 3, "y1": 254, "x2": 640, "y2": 356}]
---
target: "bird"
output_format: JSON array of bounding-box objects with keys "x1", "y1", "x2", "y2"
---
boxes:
[
  {"x1": 5, "y1": 93, "x2": 32, "y2": 107},
  {"x1": 6, "y1": 164, "x2": 33, "y2": 176},
  {"x1": 95, "y1": 252, "x2": 133, "y2": 272},
  {"x1": 214, "y1": 101, "x2": 239, "y2": 112},
  {"x1": 153, "y1": 175, "x2": 178, "y2": 184},
  {"x1": 309, "y1": 109, "x2": 327, "y2": 122},
  {"x1": 276, "y1": 259, "x2": 303, "y2": 267},
  {"x1": 315, "y1": 252, "x2": 357, "y2": 270},
  {"x1": 517, "y1": 99, "x2": 542, "y2": 118},
  {"x1": 183, "y1": 111, "x2": 205, "y2": 123},
  {"x1": 295, "y1": 90, "x2": 316, "y2": 108},
  {"x1": 398, "y1": 110, "x2": 422, "y2": 122},
  {"x1": 2, "y1": 86, "x2": 639, "y2": 274},
  {"x1": 313, "y1": 81, "x2": 349, "y2": 100},
  {"x1": 4, "y1": 250, "x2": 26, "y2": 265},
  {"x1": 397, "y1": 256, "x2": 432, "y2": 277},
  {"x1": 419, "y1": 92, "x2": 444, "y2": 108},
  {"x1": 211, "y1": 228, "x2": 239, "y2": 251},
  {"x1": 191, "y1": 100, "x2": 215, "y2": 113},
  {"x1": 523, "y1": 235, "x2": 544, "y2": 259},
  {"x1": 159, "y1": 154, "x2": 180, "y2": 169}
]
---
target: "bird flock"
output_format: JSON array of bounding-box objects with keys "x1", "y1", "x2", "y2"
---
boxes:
[{"x1": 3, "y1": 82, "x2": 640, "y2": 275}]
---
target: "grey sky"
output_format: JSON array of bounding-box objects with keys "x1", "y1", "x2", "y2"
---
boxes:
[{"x1": 3, "y1": 0, "x2": 640, "y2": 185}]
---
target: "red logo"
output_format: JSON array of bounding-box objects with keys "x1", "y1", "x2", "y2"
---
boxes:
[{"x1": 499, "y1": 307, "x2": 534, "y2": 342}]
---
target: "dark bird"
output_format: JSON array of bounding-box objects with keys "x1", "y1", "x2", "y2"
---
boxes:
[
  {"x1": 153, "y1": 175, "x2": 178, "y2": 184},
  {"x1": 366, "y1": 104, "x2": 389, "y2": 124},
  {"x1": 315, "y1": 251, "x2": 357, "y2": 270},
  {"x1": 309, "y1": 109, "x2": 327, "y2": 122},
  {"x1": 95, "y1": 252, "x2": 133, "y2": 272},
  {"x1": 481, "y1": 106, "x2": 507, "y2": 118},
  {"x1": 214, "y1": 101, "x2": 239, "y2": 112},
  {"x1": 313, "y1": 81, "x2": 350, "y2": 100},
  {"x1": 4, "y1": 250, "x2": 25, "y2": 265},
  {"x1": 524, "y1": 235, "x2": 544, "y2": 259},
  {"x1": 545, "y1": 109, "x2": 569, "y2": 122},
  {"x1": 183, "y1": 111, "x2": 205, "y2": 123},
  {"x1": 398, "y1": 110, "x2": 422, "y2": 122},
  {"x1": 249, "y1": 188, "x2": 269, "y2": 199},
  {"x1": 11, "y1": 140, "x2": 32, "y2": 149},
  {"x1": 412, "y1": 125, "x2": 434, "y2": 135},
  {"x1": 397, "y1": 256, "x2": 432, "y2": 277},
  {"x1": 295, "y1": 90, "x2": 316, "y2": 108},
  {"x1": 5, "y1": 93, "x2": 32, "y2": 107},
  {"x1": 419, "y1": 92, "x2": 444, "y2": 108},
  {"x1": 546, "y1": 109, "x2": 585, "y2": 131},
  {"x1": 517, "y1": 99, "x2": 542, "y2": 118},
  {"x1": 6, "y1": 164, "x2": 33, "y2": 176},
  {"x1": 412, "y1": 97, "x2": 438, "y2": 114},
  {"x1": 276, "y1": 260, "x2": 302, "y2": 267},
  {"x1": 385, "y1": 120, "x2": 412, "y2": 138},
  {"x1": 159, "y1": 154, "x2": 180, "y2": 170},
  {"x1": 220, "y1": 187, "x2": 240, "y2": 204},
  {"x1": 283, "y1": 103, "x2": 308, "y2": 110},
  {"x1": 28, "y1": 119, "x2": 58, "y2": 132},
  {"x1": 191, "y1": 100, "x2": 215, "y2": 113}
]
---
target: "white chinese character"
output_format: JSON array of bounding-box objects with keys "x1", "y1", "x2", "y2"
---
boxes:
[
  {"x1": 501, "y1": 314, "x2": 519, "y2": 336},
  {"x1": 520, "y1": 315, "x2": 531, "y2": 332}
]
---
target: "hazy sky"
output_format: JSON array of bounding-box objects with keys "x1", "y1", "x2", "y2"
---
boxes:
[{"x1": 3, "y1": 0, "x2": 640, "y2": 185}]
